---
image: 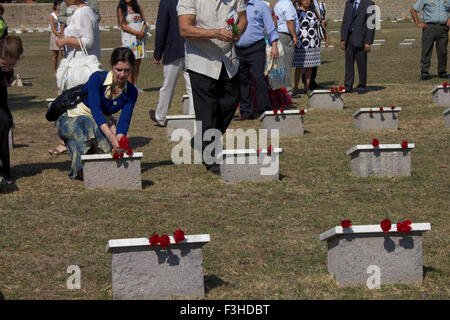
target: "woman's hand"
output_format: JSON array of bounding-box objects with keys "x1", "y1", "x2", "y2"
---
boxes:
[
  {"x1": 56, "y1": 38, "x2": 66, "y2": 48},
  {"x1": 136, "y1": 31, "x2": 146, "y2": 39},
  {"x1": 325, "y1": 39, "x2": 329, "y2": 47},
  {"x1": 271, "y1": 42, "x2": 279, "y2": 59}
]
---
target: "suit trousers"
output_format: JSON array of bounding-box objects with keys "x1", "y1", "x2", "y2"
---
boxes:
[
  {"x1": 155, "y1": 57, "x2": 194, "y2": 122},
  {"x1": 236, "y1": 39, "x2": 272, "y2": 116},
  {"x1": 344, "y1": 32, "x2": 368, "y2": 89},
  {"x1": 421, "y1": 23, "x2": 448, "y2": 76},
  {"x1": 188, "y1": 65, "x2": 240, "y2": 157},
  {"x1": 278, "y1": 33, "x2": 295, "y2": 94},
  {"x1": 0, "y1": 107, "x2": 11, "y2": 179}
]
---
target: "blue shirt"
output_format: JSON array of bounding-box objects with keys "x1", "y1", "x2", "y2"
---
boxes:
[
  {"x1": 413, "y1": 0, "x2": 450, "y2": 24},
  {"x1": 274, "y1": 0, "x2": 300, "y2": 34},
  {"x1": 236, "y1": 0, "x2": 279, "y2": 47},
  {"x1": 81, "y1": 71, "x2": 138, "y2": 136}
]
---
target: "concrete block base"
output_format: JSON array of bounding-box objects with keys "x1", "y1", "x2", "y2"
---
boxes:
[
  {"x1": 259, "y1": 110, "x2": 306, "y2": 136},
  {"x1": 308, "y1": 90, "x2": 344, "y2": 110},
  {"x1": 218, "y1": 149, "x2": 282, "y2": 183},
  {"x1": 431, "y1": 86, "x2": 450, "y2": 106},
  {"x1": 106, "y1": 235, "x2": 210, "y2": 300},
  {"x1": 81, "y1": 153, "x2": 143, "y2": 190},
  {"x1": 353, "y1": 108, "x2": 401, "y2": 130},
  {"x1": 320, "y1": 223, "x2": 431, "y2": 287},
  {"x1": 165, "y1": 115, "x2": 196, "y2": 141},
  {"x1": 444, "y1": 108, "x2": 450, "y2": 128},
  {"x1": 346, "y1": 144, "x2": 414, "y2": 177},
  {"x1": 181, "y1": 95, "x2": 191, "y2": 115}
]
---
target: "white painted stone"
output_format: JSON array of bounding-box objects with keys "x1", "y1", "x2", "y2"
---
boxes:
[
  {"x1": 320, "y1": 223, "x2": 431, "y2": 287},
  {"x1": 403, "y1": 38, "x2": 416, "y2": 42},
  {"x1": 346, "y1": 144, "x2": 415, "y2": 177},
  {"x1": 308, "y1": 90, "x2": 344, "y2": 110},
  {"x1": 216, "y1": 148, "x2": 282, "y2": 183},
  {"x1": 259, "y1": 109, "x2": 307, "y2": 136},
  {"x1": 81, "y1": 152, "x2": 143, "y2": 190},
  {"x1": 165, "y1": 115, "x2": 196, "y2": 141},
  {"x1": 431, "y1": 86, "x2": 450, "y2": 106},
  {"x1": 106, "y1": 234, "x2": 210, "y2": 300},
  {"x1": 181, "y1": 94, "x2": 191, "y2": 115}
]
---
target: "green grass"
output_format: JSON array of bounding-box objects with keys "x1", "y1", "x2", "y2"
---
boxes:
[{"x1": 0, "y1": 22, "x2": 449, "y2": 300}]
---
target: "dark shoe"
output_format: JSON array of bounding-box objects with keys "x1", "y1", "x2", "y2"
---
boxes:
[
  {"x1": 439, "y1": 74, "x2": 450, "y2": 79},
  {"x1": 419, "y1": 75, "x2": 431, "y2": 81},
  {"x1": 149, "y1": 109, "x2": 165, "y2": 127},
  {"x1": 344, "y1": 87, "x2": 352, "y2": 93},
  {"x1": 235, "y1": 114, "x2": 254, "y2": 121},
  {"x1": 0, "y1": 176, "x2": 15, "y2": 185},
  {"x1": 355, "y1": 85, "x2": 367, "y2": 94}
]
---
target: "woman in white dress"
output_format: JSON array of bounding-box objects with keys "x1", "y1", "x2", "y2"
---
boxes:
[
  {"x1": 56, "y1": 0, "x2": 100, "y2": 61},
  {"x1": 117, "y1": 0, "x2": 147, "y2": 91},
  {"x1": 49, "y1": 0, "x2": 64, "y2": 76}
]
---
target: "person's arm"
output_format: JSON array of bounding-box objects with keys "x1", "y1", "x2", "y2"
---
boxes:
[
  {"x1": 139, "y1": 5, "x2": 147, "y2": 31},
  {"x1": 262, "y1": 4, "x2": 279, "y2": 58},
  {"x1": 410, "y1": 7, "x2": 427, "y2": 29},
  {"x1": 50, "y1": 14, "x2": 61, "y2": 38},
  {"x1": 286, "y1": 20, "x2": 298, "y2": 47},
  {"x1": 153, "y1": 0, "x2": 168, "y2": 64},
  {"x1": 340, "y1": 1, "x2": 350, "y2": 50},
  {"x1": 115, "y1": 85, "x2": 138, "y2": 139},
  {"x1": 234, "y1": 10, "x2": 248, "y2": 42},
  {"x1": 364, "y1": 1, "x2": 375, "y2": 51},
  {"x1": 179, "y1": 14, "x2": 234, "y2": 42},
  {"x1": 118, "y1": 8, "x2": 145, "y2": 39}
]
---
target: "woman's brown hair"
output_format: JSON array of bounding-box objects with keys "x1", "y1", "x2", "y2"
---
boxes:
[
  {"x1": 110, "y1": 47, "x2": 135, "y2": 68},
  {"x1": 0, "y1": 35, "x2": 23, "y2": 60}
]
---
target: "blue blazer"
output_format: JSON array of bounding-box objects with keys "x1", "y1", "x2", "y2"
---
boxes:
[
  {"x1": 81, "y1": 71, "x2": 138, "y2": 136},
  {"x1": 153, "y1": 0, "x2": 185, "y2": 65}
]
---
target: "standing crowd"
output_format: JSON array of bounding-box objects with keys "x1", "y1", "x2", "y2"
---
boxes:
[{"x1": 0, "y1": 0, "x2": 449, "y2": 185}]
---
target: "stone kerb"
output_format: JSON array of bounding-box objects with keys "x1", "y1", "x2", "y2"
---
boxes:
[
  {"x1": 81, "y1": 152, "x2": 143, "y2": 190},
  {"x1": 259, "y1": 110, "x2": 307, "y2": 136},
  {"x1": 444, "y1": 108, "x2": 450, "y2": 128},
  {"x1": 181, "y1": 94, "x2": 191, "y2": 115},
  {"x1": 346, "y1": 144, "x2": 415, "y2": 177},
  {"x1": 319, "y1": 223, "x2": 431, "y2": 287},
  {"x1": 308, "y1": 90, "x2": 344, "y2": 110},
  {"x1": 353, "y1": 107, "x2": 401, "y2": 131},
  {"x1": 106, "y1": 234, "x2": 210, "y2": 300},
  {"x1": 431, "y1": 86, "x2": 450, "y2": 107},
  {"x1": 165, "y1": 115, "x2": 196, "y2": 141},
  {"x1": 216, "y1": 148, "x2": 282, "y2": 183}
]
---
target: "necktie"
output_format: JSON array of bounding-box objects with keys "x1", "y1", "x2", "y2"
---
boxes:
[{"x1": 350, "y1": 1, "x2": 359, "y2": 32}]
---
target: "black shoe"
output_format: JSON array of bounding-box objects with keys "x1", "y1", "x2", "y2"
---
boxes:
[
  {"x1": 149, "y1": 109, "x2": 165, "y2": 127},
  {"x1": 419, "y1": 75, "x2": 431, "y2": 81},
  {"x1": 439, "y1": 74, "x2": 450, "y2": 79},
  {"x1": 344, "y1": 87, "x2": 352, "y2": 93},
  {"x1": 355, "y1": 85, "x2": 367, "y2": 93}
]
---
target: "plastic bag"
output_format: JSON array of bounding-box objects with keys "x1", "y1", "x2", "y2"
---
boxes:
[{"x1": 267, "y1": 63, "x2": 286, "y2": 90}]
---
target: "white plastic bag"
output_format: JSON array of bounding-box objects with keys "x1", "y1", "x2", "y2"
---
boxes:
[{"x1": 56, "y1": 37, "x2": 102, "y2": 91}]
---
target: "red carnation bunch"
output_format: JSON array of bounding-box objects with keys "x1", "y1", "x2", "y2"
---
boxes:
[
  {"x1": 372, "y1": 138, "x2": 379, "y2": 147},
  {"x1": 341, "y1": 220, "x2": 352, "y2": 228},
  {"x1": 149, "y1": 229, "x2": 186, "y2": 247},
  {"x1": 339, "y1": 85, "x2": 346, "y2": 93},
  {"x1": 380, "y1": 219, "x2": 392, "y2": 233},
  {"x1": 397, "y1": 220, "x2": 412, "y2": 233},
  {"x1": 112, "y1": 136, "x2": 133, "y2": 159},
  {"x1": 330, "y1": 88, "x2": 335, "y2": 93}
]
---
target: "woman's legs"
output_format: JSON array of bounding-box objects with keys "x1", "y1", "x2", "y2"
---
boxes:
[
  {"x1": 52, "y1": 50, "x2": 59, "y2": 76},
  {"x1": 304, "y1": 68, "x2": 312, "y2": 92},
  {"x1": 294, "y1": 68, "x2": 303, "y2": 93},
  {"x1": 133, "y1": 59, "x2": 142, "y2": 85}
]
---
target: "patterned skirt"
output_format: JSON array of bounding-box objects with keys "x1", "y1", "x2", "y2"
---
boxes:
[
  {"x1": 292, "y1": 46, "x2": 321, "y2": 68},
  {"x1": 56, "y1": 113, "x2": 112, "y2": 179}
]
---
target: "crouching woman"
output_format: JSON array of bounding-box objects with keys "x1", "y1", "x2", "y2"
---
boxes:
[{"x1": 57, "y1": 47, "x2": 138, "y2": 180}]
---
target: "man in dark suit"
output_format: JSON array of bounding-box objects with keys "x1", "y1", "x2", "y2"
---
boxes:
[
  {"x1": 340, "y1": 0, "x2": 375, "y2": 93},
  {"x1": 149, "y1": 0, "x2": 194, "y2": 127}
]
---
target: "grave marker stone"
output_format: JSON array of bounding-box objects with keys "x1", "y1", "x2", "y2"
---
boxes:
[
  {"x1": 308, "y1": 90, "x2": 344, "y2": 110},
  {"x1": 353, "y1": 107, "x2": 401, "y2": 130},
  {"x1": 259, "y1": 110, "x2": 306, "y2": 136},
  {"x1": 431, "y1": 86, "x2": 450, "y2": 106}
]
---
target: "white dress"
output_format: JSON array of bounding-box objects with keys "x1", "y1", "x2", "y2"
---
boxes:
[
  {"x1": 63, "y1": 6, "x2": 100, "y2": 60},
  {"x1": 120, "y1": 6, "x2": 146, "y2": 60}
]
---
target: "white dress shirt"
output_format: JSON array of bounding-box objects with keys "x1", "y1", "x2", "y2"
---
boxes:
[{"x1": 274, "y1": 0, "x2": 299, "y2": 35}]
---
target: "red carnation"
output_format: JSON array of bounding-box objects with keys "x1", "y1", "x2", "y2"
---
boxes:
[
  {"x1": 174, "y1": 229, "x2": 185, "y2": 243},
  {"x1": 257, "y1": 148, "x2": 261, "y2": 156},
  {"x1": 443, "y1": 82, "x2": 448, "y2": 88},
  {"x1": 279, "y1": 107, "x2": 285, "y2": 113},
  {"x1": 227, "y1": 18, "x2": 235, "y2": 25},
  {"x1": 391, "y1": 106, "x2": 395, "y2": 110},
  {"x1": 159, "y1": 234, "x2": 171, "y2": 248},
  {"x1": 126, "y1": 148, "x2": 133, "y2": 156},
  {"x1": 379, "y1": 107, "x2": 384, "y2": 112},
  {"x1": 149, "y1": 234, "x2": 160, "y2": 246},
  {"x1": 112, "y1": 152, "x2": 120, "y2": 160},
  {"x1": 397, "y1": 220, "x2": 412, "y2": 233},
  {"x1": 401, "y1": 141, "x2": 408, "y2": 149},
  {"x1": 276, "y1": 15, "x2": 279, "y2": 20},
  {"x1": 119, "y1": 136, "x2": 130, "y2": 149},
  {"x1": 381, "y1": 219, "x2": 391, "y2": 233},
  {"x1": 372, "y1": 138, "x2": 379, "y2": 147},
  {"x1": 330, "y1": 88, "x2": 335, "y2": 93},
  {"x1": 341, "y1": 220, "x2": 352, "y2": 228},
  {"x1": 273, "y1": 109, "x2": 278, "y2": 115},
  {"x1": 300, "y1": 109, "x2": 305, "y2": 115},
  {"x1": 369, "y1": 109, "x2": 373, "y2": 114},
  {"x1": 268, "y1": 144, "x2": 273, "y2": 154}
]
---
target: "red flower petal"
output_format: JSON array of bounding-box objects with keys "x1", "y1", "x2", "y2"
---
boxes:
[
  {"x1": 126, "y1": 148, "x2": 133, "y2": 156},
  {"x1": 372, "y1": 138, "x2": 379, "y2": 147}
]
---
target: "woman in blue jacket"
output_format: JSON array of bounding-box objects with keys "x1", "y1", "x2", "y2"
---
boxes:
[{"x1": 57, "y1": 47, "x2": 138, "y2": 180}]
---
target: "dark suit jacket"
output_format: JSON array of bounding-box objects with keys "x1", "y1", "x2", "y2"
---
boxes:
[
  {"x1": 154, "y1": 0, "x2": 185, "y2": 65},
  {"x1": 340, "y1": 0, "x2": 375, "y2": 47}
]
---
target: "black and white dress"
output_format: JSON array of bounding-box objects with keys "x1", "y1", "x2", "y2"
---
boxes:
[{"x1": 292, "y1": 9, "x2": 321, "y2": 68}]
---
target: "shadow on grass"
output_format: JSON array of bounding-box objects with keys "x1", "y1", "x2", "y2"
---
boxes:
[
  {"x1": 143, "y1": 87, "x2": 161, "y2": 93},
  {"x1": 0, "y1": 290, "x2": 4, "y2": 300},
  {"x1": 141, "y1": 160, "x2": 174, "y2": 173},
  {"x1": 423, "y1": 266, "x2": 438, "y2": 280},
  {"x1": 356, "y1": 85, "x2": 386, "y2": 94},
  {"x1": 8, "y1": 94, "x2": 45, "y2": 111},
  {"x1": 318, "y1": 81, "x2": 339, "y2": 87},
  {"x1": 129, "y1": 136, "x2": 152, "y2": 149},
  {"x1": 204, "y1": 275, "x2": 228, "y2": 295},
  {"x1": 12, "y1": 161, "x2": 71, "y2": 179},
  {"x1": 0, "y1": 183, "x2": 19, "y2": 194},
  {"x1": 142, "y1": 180, "x2": 154, "y2": 189}
]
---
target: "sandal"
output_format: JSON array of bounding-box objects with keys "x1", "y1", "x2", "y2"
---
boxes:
[
  {"x1": 48, "y1": 144, "x2": 67, "y2": 156},
  {"x1": 0, "y1": 176, "x2": 14, "y2": 185}
]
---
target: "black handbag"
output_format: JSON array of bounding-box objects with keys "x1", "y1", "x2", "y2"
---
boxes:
[{"x1": 46, "y1": 84, "x2": 88, "y2": 122}]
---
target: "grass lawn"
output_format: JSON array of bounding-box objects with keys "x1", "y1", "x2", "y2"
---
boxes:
[{"x1": 0, "y1": 22, "x2": 449, "y2": 300}]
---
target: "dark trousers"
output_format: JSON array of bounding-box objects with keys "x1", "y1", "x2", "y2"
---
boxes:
[
  {"x1": 188, "y1": 65, "x2": 240, "y2": 156},
  {"x1": 421, "y1": 23, "x2": 448, "y2": 76},
  {"x1": 344, "y1": 32, "x2": 367, "y2": 89},
  {"x1": 0, "y1": 107, "x2": 11, "y2": 179},
  {"x1": 236, "y1": 39, "x2": 272, "y2": 116}
]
